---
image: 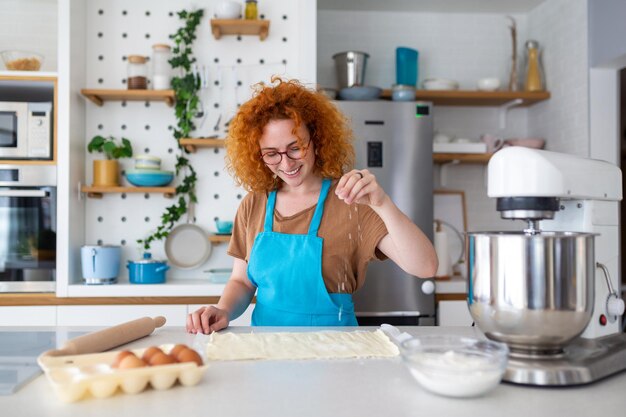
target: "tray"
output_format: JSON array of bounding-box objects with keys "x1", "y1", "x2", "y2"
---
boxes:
[{"x1": 38, "y1": 344, "x2": 208, "y2": 402}]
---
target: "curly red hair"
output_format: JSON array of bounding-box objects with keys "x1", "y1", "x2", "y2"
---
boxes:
[{"x1": 225, "y1": 77, "x2": 354, "y2": 192}]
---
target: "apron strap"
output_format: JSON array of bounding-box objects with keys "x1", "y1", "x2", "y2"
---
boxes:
[
  {"x1": 263, "y1": 190, "x2": 278, "y2": 232},
  {"x1": 308, "y1": 179, "x2": 332, "y2": 236}
]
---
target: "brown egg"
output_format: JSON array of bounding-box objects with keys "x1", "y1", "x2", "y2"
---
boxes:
[
  {"x1": 176, "y1": 348, "x2": 203, "y2": 366},
  {"x1": 118, "y1": 354, "x2": 147, "y2": 369},
  {"x1": 112, "y1": 350, "x2": 136, "y2": 368},
  {"x1": 149, "y1": 351, "x2": 177, "y2": 366},
  {"x1": 168, "y1": 344, "x2": 188, "y2": 358},
  {"x1": 141, "y1": 346, "x2": 164, "y2": 363}
]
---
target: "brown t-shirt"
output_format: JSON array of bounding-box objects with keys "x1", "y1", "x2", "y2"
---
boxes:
[{"x1": 227, "y1": 182, "x2": 388, "y2": 294}]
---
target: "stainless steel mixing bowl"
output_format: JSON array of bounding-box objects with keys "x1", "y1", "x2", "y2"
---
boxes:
[{"x1": 466, "y1": 231, "x2": 596, "y2": 354}]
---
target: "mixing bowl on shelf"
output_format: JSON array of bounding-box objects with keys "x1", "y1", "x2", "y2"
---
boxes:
[{"x1": 1, "y1": 50, "x2": 44, "y2": 71}]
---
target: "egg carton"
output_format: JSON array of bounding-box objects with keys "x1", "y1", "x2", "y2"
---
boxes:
[{"x1": 37, "y1": 344, "x2": 208, "y2": 403}]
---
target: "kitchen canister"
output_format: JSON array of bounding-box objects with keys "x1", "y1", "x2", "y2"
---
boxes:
[
  {"x1": 81, "y1": 245, "x2": 121, "y2": 285},
  {"x1": 127, "y1": 55, "x2": 148, "y2": 90},
  {"x1": 396, "y1": 47, "x2": 419, "y2": 87},
  {"x1": 151, "y1": 44, "x2": 171, "y2": 90}
]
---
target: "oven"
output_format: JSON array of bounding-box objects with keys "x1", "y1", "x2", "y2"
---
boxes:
[{"x1": 0, "y1": 165, "x2": 56, "y2": 292}]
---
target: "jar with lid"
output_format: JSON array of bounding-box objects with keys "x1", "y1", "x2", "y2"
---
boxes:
[
  {"x1": 151, "y1": 44, "x2": 172, "y2": 90},
  {"x1": 523, "y1": 40, "x2": 544, "y2": 92},
  {"x1": 245, "y1": 0, "x2": 258, "y2": 20},
  {"x1": 127, "y1": 55, "x2": 148, "y2": 90}
]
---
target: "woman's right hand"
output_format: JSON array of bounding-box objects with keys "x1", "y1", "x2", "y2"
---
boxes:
[{"x1": 186, "y1": 305, "x2": 230, "y2": 334}]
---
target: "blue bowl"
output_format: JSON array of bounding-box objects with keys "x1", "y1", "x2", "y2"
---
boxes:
[
  {"x1": 125, "y1": 169, "x2": 174, "y2": 187},
  {"x1": 339, "y1": 86, "x2": 382, "y2": 101},
  {"x1": 215, "y1": 219, "x2": 233, "y2": 234}
]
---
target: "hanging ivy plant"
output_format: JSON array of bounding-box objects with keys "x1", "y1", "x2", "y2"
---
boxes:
[{"x1": 138, "y1": 9, "x2": 204, "y2": 250}]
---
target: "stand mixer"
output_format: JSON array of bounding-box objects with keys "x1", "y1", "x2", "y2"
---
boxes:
[{"x1": 467, "y1": 147, "x2": 626, "y2": 386}]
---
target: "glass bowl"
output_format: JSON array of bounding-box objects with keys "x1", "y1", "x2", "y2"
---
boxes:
[
  {"x1": 1, "y1": 50, "x2": 44, "y2": 71},
  {"x1": 400, "y1": 335, "x2": 509, "y2": 398}
]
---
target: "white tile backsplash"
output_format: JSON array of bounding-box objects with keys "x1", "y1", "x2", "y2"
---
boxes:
[{"x1": 319, "y1": 1, "x2": 589, "y2": 232}]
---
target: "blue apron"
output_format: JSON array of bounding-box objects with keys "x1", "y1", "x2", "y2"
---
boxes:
[{"x1": 247, "y1": 178, "x2": 358, "y2": 326}]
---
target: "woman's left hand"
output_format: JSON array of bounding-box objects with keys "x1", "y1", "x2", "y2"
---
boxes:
[{"x1": 336, "y1": 169, "x2": 388, "y2": 207}]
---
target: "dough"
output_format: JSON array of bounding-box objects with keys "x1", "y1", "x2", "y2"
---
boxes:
[{"x1": 205, "y1": 329, "x2": 399, "y2": 361}]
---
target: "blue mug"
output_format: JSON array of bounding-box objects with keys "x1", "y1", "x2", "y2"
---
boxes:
[{"x1": 396, "y1": 47, "x2": 419, "y2": 87}]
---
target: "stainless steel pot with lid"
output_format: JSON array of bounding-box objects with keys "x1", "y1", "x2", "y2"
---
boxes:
[{"x1": 466, "y1": 231, "x2": 596, "y2": 355}]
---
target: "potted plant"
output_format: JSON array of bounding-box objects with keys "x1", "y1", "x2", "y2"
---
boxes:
[{"x1": 87, "y1": 135, "x2": 133, "y2": 186}]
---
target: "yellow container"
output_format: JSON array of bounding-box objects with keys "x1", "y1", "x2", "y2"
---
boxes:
[{"x1": 245, "y1": 0, "x2": 258, "y2": 19}]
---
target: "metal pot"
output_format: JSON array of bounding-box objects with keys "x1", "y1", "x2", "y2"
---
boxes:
[
  {"x1": 127, "y1": 253, "x2": 169, "y2": 284},
  {"x1": 332, "y1": 51, "x2": 369, "y2": 89},
  {"x1": 466, "y1": 231, "x2": 596, "y2": 354}
]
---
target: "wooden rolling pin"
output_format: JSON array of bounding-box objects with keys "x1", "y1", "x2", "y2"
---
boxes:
[{"x1": 42, "y1": 316, "x2": 166, "y2": 357}]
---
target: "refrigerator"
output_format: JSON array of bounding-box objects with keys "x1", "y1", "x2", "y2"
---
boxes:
[{"x1": 335, "y1": 101, "x2": 435, "y2": 326}]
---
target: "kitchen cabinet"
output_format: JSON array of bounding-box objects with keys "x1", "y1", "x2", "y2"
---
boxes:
[
  {"x1": 57, "y1": 305, "x2": 188, "y2": 327},
  {"x1": 210, "y1": 19, "x2": 271, "y2": 41},
  {"x1": 0, "y1": 303, "x2": 253, "y2": 327},
  {"x1": 0, "y1": 306, "x2": 56, "y2": 326}
]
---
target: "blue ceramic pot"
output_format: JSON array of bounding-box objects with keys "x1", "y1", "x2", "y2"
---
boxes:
[{"x1": 127, "y1": 253, "x2": 169, "y2": 284}]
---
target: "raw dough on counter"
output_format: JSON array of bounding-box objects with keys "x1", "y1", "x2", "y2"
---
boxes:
[{"x1": 205, "y1": 329, "x2": 399, "y2": 361}]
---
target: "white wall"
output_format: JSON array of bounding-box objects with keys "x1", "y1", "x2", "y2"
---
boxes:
[
  {"x1": 527, "y1": 0, "x2": 589, "y2": 157},
  {"x1": 0, "y1": 0, "x2": 58, "y2": 72}
]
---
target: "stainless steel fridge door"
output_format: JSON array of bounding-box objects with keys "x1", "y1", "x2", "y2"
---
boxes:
[{"x1": 335, "y1": 101, "x2": 435, "y2": 323}]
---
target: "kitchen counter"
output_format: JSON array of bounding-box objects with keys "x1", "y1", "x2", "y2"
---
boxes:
[{"x1": 1, "y1": 326, "x2": 625, "y2": 417}]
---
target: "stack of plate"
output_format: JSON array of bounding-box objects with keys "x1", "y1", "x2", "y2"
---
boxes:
[
  {"x1": 125, "y1": 154, "x2": 174, "y2": 187},
  {"x1": 422, "y1": 78, "x2": 459, "y2": 91}
]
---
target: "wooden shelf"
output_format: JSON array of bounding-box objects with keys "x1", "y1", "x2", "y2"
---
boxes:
[
  {"x1": 209, "y1": 234, "x2": 231, "y2": 244},
  {"x1": 210, "y1": 19, "x2": 270, "y2": 40},
  {"x1": 81, "y1": 185, "x2": 176, "y2": 199},
  {"x1": 379, "y1": 89, "x2": 550, "y2": 106},
  {"x1": 433, "y1": 153, "x2": 493, "y2": 164},
  {"x1": 80, "y1": 89, "x2": 175, "y2": 107},
  {"x1": 180, "y1": 138, "x2": 226, "y2": 153}
]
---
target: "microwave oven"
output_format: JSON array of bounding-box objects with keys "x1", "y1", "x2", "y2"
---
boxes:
[{"x1": 0, "y1": 101, "x2": 53, "y2": 160}]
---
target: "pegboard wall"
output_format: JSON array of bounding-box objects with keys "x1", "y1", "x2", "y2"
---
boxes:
[{"x1": 82, "y1": 0, "x2": 313, "y2": 281}]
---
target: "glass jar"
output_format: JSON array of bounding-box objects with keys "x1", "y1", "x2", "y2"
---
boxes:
[
  {"x1": 127, "y1": 55, "x2": 148, "y2": 90},
  {"x1": 151, "y1": 44, "x2": 172, "y2": 90},
  {"x1": 245, "y1": 0, "x2": 258, "y2": 20},
  {"x1": 523, "y1": 40, "x2": 544, "y2": 92}
]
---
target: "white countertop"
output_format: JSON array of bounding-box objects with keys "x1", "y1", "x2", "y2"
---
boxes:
[{"x1": 1, "y1": 326, "x2": 625, "y2": 417}]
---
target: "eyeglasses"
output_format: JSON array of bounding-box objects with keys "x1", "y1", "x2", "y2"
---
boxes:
[{"x1": 260, "y1": 140, "x2": 311, "y2": 165}]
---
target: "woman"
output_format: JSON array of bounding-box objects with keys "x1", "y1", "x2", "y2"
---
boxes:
[{"x1": 186, "y1": 78, "x2": 437, "y2": 333}]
